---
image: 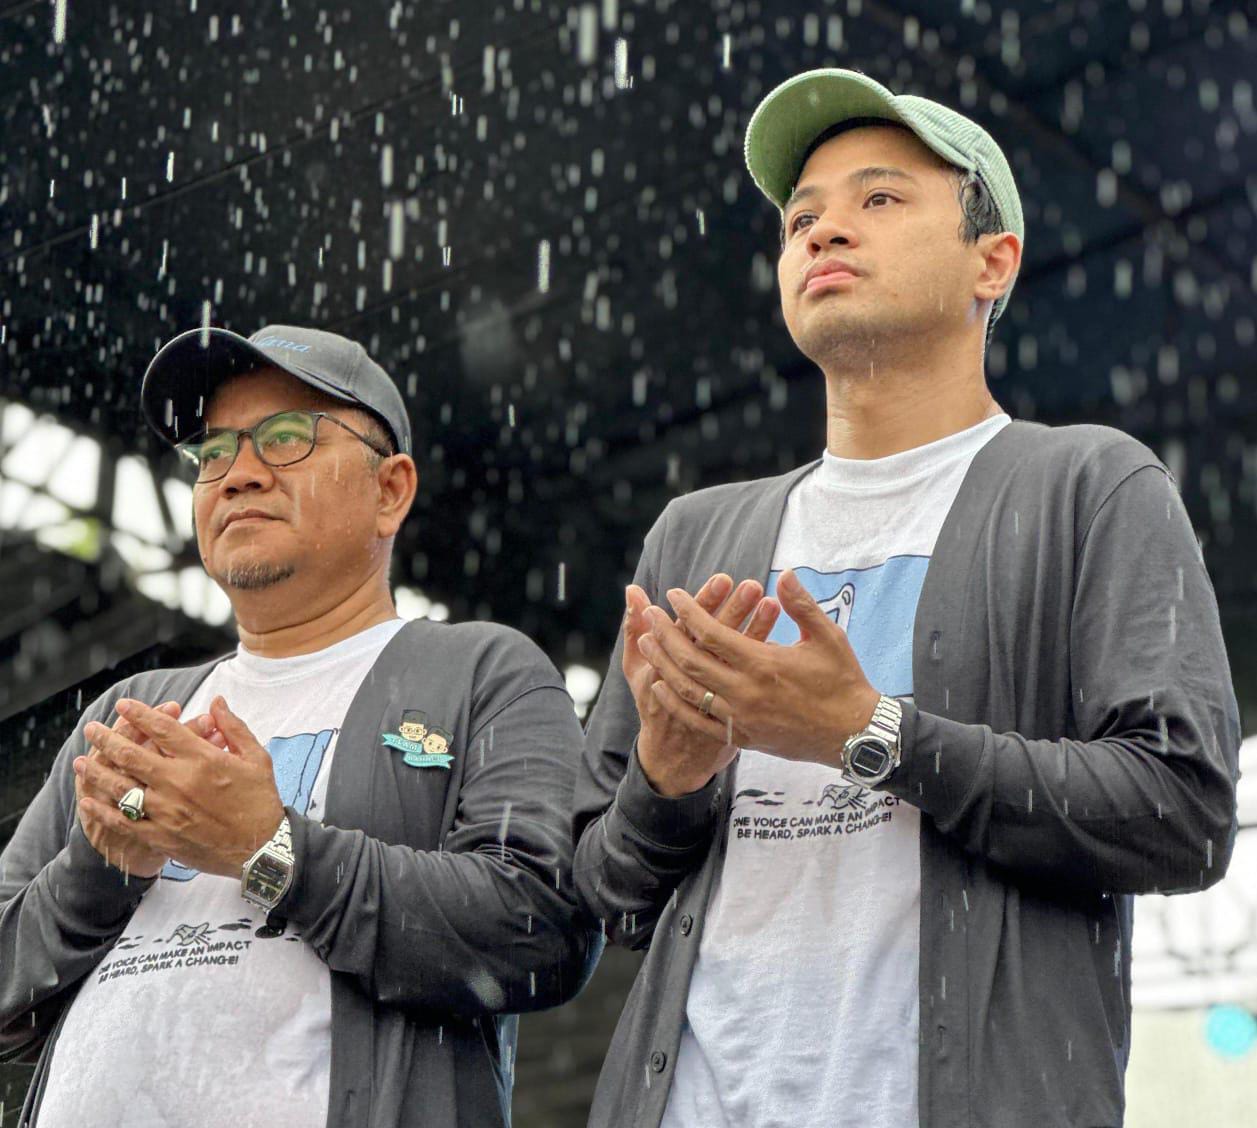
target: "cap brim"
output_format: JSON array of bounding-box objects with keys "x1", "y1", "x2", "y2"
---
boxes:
[
  {"x1": 141, "y1": 327, "x2": 355, "y2": 446},
  {"x1": 745, "y1": 69, "x2": 968, "y2": 208}
]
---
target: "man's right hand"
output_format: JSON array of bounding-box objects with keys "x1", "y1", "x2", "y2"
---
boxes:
[
  {"x1": 625, "y1": 574, "x2": 780, "y2": 797},
  {"x1": 73, "y1": 701, "x2": 225, "y2": 879}
]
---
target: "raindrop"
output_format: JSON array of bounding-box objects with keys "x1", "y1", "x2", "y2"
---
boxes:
[
  {"x1": 614, "y1": 39, "x2": 630, "y2": 89},
  {"x1": 576, "y1": 5, "x2": 597, "y2": 64},
  {"x1": 52, "y1": 0, "x2": 67, "y2": 44},
  {"x1": 537, "y1": 239, "x2": 551, "y2": 293}
]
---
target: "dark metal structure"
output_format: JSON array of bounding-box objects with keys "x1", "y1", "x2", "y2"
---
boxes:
[{"x1": 2, "y1": 1, "x2": 1255, "y2": 1124}]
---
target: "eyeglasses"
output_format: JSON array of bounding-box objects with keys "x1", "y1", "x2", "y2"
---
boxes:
[{"x1": 176, "y1": 409, "x2": 393, "y2": 483}]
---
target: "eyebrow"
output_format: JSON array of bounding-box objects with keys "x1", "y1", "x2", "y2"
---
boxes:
[{"x1": 782, "y1": 166, "x2": 919, "y2": 214}]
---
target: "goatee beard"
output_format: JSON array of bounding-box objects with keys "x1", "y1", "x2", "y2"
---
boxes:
[{"x1": 221, "y1": 562, "x2": 296, "y2": 591}]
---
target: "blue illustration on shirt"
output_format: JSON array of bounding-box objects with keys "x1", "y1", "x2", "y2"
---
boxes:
[
  {"x1": 766, "y1": 557, "x2": 928, "y2": 698},
  {"x1": 160, "y1": 728, "x2": 335, "y2": 882}
]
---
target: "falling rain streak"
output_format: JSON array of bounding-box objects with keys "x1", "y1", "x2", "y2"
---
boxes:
[{"x1": 537, "y1": 239, "x2": 551, "y2": 293}]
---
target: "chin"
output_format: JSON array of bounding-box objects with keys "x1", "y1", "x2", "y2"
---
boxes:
[{"x1": 214, "y1": 554, "x2": 297, "y2": 592}]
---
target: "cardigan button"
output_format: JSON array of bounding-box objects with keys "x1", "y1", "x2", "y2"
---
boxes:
[
  {"x1": 679, "y1": 913, "x2": 694, "y2": 936},
  {"x1": 649, "y1": 1050, "x2": 668, "y2": 1073}
]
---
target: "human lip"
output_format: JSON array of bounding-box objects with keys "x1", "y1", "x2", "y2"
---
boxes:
[
  {"x1": 802, "y1": 258, "x2": 862, "y2": 293},
  {"x1": 220, "y1": 509, "x2": 279, "y2": 532}
]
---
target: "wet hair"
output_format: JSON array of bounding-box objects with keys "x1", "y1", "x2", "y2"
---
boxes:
[{"x1": 784, "y1": 117, "x2": 1004, "y2": 247}]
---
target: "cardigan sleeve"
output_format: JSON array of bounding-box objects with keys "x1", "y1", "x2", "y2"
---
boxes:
[
  {"x1": 571, "y1": 503, "x2": 723, "y2": 950},
  {"x1": 887, "y1": 464, "x2": 1240, "y2": 895},
  {"x1": 0, "y1": 687, "x2": 157, "y2": 1061},
  {"x1": 278, "y1": 628, "x2": 597, "y2": 1016}
]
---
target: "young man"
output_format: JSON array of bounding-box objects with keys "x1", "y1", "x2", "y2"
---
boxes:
[
  {"x1": 574, "y1": 70, "x2": 1240, "y2": 1127},
  {"x1": 0, "y1": 325, "x2": 593, "y2": 1126}
]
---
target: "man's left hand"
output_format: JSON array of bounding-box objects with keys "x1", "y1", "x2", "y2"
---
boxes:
[
  {"x1": 76, "y1": 696, "x2": 285, "y2": 878},
  {"x1": 641, "y1": 569, "x2": 882, "y2": 768}
]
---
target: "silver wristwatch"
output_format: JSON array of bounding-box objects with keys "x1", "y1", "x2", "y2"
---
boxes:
[
  {"x1": 241, "y1": 815, "x2": 294, "y2": 911},
  {"x1": 840, "y1": 695, "x2": 903, "y2": 788}
]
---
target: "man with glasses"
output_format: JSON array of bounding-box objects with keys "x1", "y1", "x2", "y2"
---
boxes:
[{"x1": 0, "y1": 325, "x2": 593, "y2": 1127}]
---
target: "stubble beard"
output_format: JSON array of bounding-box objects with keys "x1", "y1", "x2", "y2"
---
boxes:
[
  {"x1": 219, "y1": 560, "x2": 297, "y2": 591},
  {"x1": 794, "y1": 299, "x2": 921, "y2": 377}
]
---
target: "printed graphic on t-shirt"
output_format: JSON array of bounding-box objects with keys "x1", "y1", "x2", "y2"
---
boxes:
[
  {"x1": 729, "y1": 780, "x2": 906, "y2": 845},
  {"x1": 161, "y1": 728, "x2": 334, "y2": 882},
  {"x1": 765, "y1": 556, "x2": 928, "y2": 695},
  {"x1": 94, "y1": 914, "x2": 300, "y2": 986}
]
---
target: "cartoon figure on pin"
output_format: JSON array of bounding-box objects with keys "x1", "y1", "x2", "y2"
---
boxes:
[{"x1": 382, "y1": 709, "x2": 455, "y2": 769}]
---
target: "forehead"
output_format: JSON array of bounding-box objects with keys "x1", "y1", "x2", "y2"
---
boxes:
[
  {"x1": 203, "y1": 366, "x2": 344, "y2": 426},
  {"x1": 792, "y1": 124, "x2": 955, "y2": 197}
]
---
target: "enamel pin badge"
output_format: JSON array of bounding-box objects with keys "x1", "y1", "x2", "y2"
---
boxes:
[{"x1": 382, "y1": 709, "x2": 455, "y2": 769}]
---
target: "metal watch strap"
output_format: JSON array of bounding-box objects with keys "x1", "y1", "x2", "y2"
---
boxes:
[
  {"x1": 865, "y1": 695, "x2": 902, "y2": 744},
  {"x1": 266, "y1": 815, "x2": 294, "y2": 862}
]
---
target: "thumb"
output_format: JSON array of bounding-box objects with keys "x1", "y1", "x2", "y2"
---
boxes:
[
  {"x1": 621, "y1": 585, "x2": 651, "y2": 672},
  {"x1": 777, "y1": 570, "x2": 833, "y2": 642},
  {"x1": 209, "y1": 696, "x2": 263, "y2": 760}
]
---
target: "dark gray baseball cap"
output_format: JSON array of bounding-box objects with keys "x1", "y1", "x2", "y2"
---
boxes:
[{"x1": 141, "y1": 324, "x2": 413, "y2": 456}]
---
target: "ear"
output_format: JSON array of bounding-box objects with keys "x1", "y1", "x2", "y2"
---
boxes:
[
  {"x1": 376, "y1": 454, "x2": 418, "y2": 538},
  {"x1": 974, "y1": 231, "x2": 1021, "y2": 305}
]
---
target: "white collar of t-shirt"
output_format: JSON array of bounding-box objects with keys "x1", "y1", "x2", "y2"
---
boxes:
[
  {"x1": 812, "y1": 413, "x2": 1011, "y2": 496},
  {"x1": 224, "y1": 617, "x2": 407, "y2": 686}
]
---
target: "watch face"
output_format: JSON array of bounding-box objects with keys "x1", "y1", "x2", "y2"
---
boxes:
[
  {"x1": 246, "y1": 853, "x2": 291, "y2": 902},
  {"x1": 849, "y1": 739, "x2": 892, "y2": 779}
]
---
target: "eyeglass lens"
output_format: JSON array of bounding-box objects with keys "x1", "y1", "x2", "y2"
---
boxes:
[{"x1": 184, "y1": 411, "x2": 318, "y2": 481}]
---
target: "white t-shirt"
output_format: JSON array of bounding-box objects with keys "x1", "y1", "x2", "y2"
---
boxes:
[
  {"x1": 37, "y1": 617, "x2": 407, "y2": 1128},
  {"x1": 662, "y1": 415, "x2": 1010, "y2": 1128}
]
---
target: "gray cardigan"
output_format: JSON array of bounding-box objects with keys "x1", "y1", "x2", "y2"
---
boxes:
[
  {"x1": 573, "y1": 420, "x2": 1240, "y2": 1128},
  {"x1": 1, "y1": 619, "x2": 596, "y2": 1127}
]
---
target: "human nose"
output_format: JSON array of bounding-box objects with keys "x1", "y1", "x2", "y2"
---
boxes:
[
  {"x1": 216, "y1": 432, "x2": 275, "y2": 496},
  {"x1": 806, "y1": 209, "x2": 857, "y2": 257}
]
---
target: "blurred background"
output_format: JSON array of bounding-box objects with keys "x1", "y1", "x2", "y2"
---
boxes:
[{"x1": 1, "y1": 0, "x2": 1255, "y2": 1124}]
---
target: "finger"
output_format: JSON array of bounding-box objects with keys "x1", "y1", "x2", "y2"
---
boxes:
[
  {"x1": 77, "y1": 795, "x2": 164, "y2": 848},
  {"x1": 648, "y1": 604, "x2": 740, "y2": 690},
  {"x1": 692, "y1": 574, "x2": 734, "y2": 615},
  {"x1": 621, "y1": 585, "x2": 653, "y2": 678},
  {"x1": 742, "y1": 597, "x2": 782, "y2": 643},
  {"x1": 665, "y1": 588, "x2": 757, "y2": 664},
  {"x1": 649, "y1": 681, "x2": 735, "y2": 746},
  {"x1": 115, "y1": 699, "x2": 212, "y2": 758},
  {"x1": 208, "y1": 697, "x2": 264, "y2": 760},
  {"x1": 112, "y1": 700, "x2": 181, "y2": 754},
  {"x1": 712, "y1": 579, "x2": 764, "y2": 632},
  {"x1": 639, "y1": 635, "x2": 730, "y2": 723},
  {"x1": 775, "y1": 570, "x2": 839, "y2": 642},
  {"x1": 75, "y1": 754, "x2": 147, "y2": 808},
  {"x1": 83, "y1": 723, "x2": 163, "y2": 786}
]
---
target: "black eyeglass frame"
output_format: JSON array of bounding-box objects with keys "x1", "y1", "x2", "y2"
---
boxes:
[{"x1": 175, "y1": 409, "x2": 394, "y2": 483}]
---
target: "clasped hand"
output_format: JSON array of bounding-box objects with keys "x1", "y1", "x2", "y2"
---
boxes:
[
  {"x1": 74, "y1": 696, "x2": 285, "y2": 879},
  {"x1": 628, "y1": 569, "x2": 880, "y2": 797}
]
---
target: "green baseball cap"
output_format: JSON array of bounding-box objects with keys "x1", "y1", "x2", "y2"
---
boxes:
[{"x1": 745, "y1": 68, "x2": 1024, "y2": 325}]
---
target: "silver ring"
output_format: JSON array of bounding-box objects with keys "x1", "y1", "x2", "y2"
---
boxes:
[
  {"x1": 118, "y1": 786, "x2": 147, "y2": 821},
  {"x1": 699, "y1": 691, "x2": 715, "y2": 717}
]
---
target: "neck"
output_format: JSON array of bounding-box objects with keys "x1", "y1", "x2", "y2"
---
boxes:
[
  {"x1": 232, "y1": 566, "x2": 398, "y2": 659},
  {"x1": 821, "y1": 331, "x2": 1000, "y2": 460}
]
